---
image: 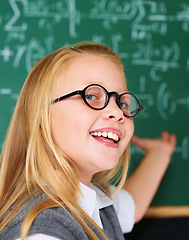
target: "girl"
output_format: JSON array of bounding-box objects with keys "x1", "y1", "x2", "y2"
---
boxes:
[{"x1": 0, "y1": 42, "x2": 176, "y2": 240}]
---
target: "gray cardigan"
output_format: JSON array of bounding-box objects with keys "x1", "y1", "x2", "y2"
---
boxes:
[{"x1": 0, "y1": 194, "x2": 125, "y2": 240}]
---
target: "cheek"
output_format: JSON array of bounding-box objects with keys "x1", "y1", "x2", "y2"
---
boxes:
[
  {"x1": 123, "y1": 119, "x2": 134, "y2": 145},
  {"x1": 51, "y1": 105, "x2": 69, "y2": 147},
  {"x1": 50, "y1": 102, "x2": 93, "y2": 148},
  {"x1": 130, "y1": 120, "x2": 135, "y2": 136},
  {"x1": 129, "y1": 120, "x2": 135, "y2": 138}
]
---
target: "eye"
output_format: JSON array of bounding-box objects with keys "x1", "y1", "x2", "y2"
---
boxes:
[
  {"x1": 85, "y1": 94, "x2": 99, "y2": 101},
  {"x1": 120, "y1": 101, "x2": 129, "y2": 110},
  {"x1": 120, "y1": 94, "x2": 131, "y2": 111}
]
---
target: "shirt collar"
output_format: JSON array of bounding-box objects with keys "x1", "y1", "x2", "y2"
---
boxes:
[
  {"x1": 78, "y1": 182, "x2": 113, "y2": 228},
  {"x1": 90, "y1": 183, "x2": 113, "y2": 209}
]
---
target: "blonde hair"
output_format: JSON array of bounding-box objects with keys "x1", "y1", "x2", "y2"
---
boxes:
[{"x1": 0, "y1": 42, "x2": 130, "y2": 240}]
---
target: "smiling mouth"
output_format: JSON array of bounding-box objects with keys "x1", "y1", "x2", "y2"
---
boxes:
[{"x1": 90, "y1": 131, "x2": 120, "y2": 143}]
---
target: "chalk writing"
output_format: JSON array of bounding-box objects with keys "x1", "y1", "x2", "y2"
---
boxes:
[
  {"x1": 0, "y1": 46, "x2": 13, "y2": 62},
  {"x1": 0, "y1": 0, "x2": 188, "y2": 170}
]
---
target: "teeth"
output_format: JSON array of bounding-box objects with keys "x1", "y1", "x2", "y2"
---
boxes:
[
  {"x1": 108, "y1": 132, "x2": 113, "y2": 139},
  {"x1": 91, "y1": 131, "x2": 119, "y2": 142},
  {"x1": 114, "y1": 133, "x2": 119, "y2": 141},
  {"x1": 102, "y1": 132, "x2": 108, "y2": 138}
]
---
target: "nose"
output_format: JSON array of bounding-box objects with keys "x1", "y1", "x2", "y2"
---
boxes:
[{"x1": 102, "y1": 96, "x2": 124, "y2": 123}]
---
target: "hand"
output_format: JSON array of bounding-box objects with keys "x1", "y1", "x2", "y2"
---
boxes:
[{"x1": 131, "y1": 131, "x2": 177, "y2": 156}]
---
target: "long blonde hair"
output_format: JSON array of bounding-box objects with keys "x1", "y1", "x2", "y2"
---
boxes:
[{"x1": 0, "y1": 42, "x2": 130, "y2": 240}]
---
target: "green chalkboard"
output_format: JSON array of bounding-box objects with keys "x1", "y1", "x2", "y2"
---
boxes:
[{"x1": 0, "y1": 0, "x2": 189, "y2": 206}]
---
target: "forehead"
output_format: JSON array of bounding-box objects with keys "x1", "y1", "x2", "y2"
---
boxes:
[{"x1": 57, "y1": 55, "x2": 127, "y2": 94}]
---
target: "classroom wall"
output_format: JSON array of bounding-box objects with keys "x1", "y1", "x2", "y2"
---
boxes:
[{"x1": 0, "y1": 0, "x2": 189, "y2": 206}]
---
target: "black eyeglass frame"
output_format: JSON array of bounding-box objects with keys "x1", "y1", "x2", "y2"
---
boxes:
[{"x1": 51, "y1": 84, "x2": 143, "y2": 118}]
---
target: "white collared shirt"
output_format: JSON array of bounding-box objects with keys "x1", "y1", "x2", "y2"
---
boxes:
[
  {"x1": 78, "y1": 183, "x2": 114, "y2": 229},
  {"x1": 15, "y1": 184, "x2": 135, "y2": 240}
]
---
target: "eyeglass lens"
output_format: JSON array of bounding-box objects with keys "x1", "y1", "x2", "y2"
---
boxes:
[{"x1": 84, "y1": 85, "x2": 139, "y2": 117}]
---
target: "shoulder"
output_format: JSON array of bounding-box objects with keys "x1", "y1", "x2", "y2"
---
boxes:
[
  {"x1": 1, "y1": 198, "x2": 88, "y2": 240},
  {"x1": 27, "y1": 207, "x2": 89, "y2": 239}
]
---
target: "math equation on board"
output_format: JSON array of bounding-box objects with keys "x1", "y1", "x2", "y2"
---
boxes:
[{"x1": 0, "y1": 0, "x2": 189, "y2": 163}]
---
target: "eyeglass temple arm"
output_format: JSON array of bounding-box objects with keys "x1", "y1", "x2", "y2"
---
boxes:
[
  {"x1": 51, "y1": 90, "x2": 82, "y2": 104},
  {"x1": 139, "y1": 105, "x2": 143, "y2": 111}
]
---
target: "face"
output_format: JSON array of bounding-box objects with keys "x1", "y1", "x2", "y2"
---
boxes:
[{"x1": 51, "y1": 55, "x2": 134, "y2": 185}]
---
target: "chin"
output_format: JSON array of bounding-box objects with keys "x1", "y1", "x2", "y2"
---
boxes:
[{"x1": 97, "y1": 159, "x2": 119, "y2": 172}]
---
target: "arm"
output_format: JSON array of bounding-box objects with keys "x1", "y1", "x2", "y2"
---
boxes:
[{"x1": 124, "y1": 131, "x2": 177, "y2": 223}]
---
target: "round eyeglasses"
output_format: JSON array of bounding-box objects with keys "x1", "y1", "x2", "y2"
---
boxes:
[{"x1": 51, "y1": 84, "x2": 143, "y2": 118}]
